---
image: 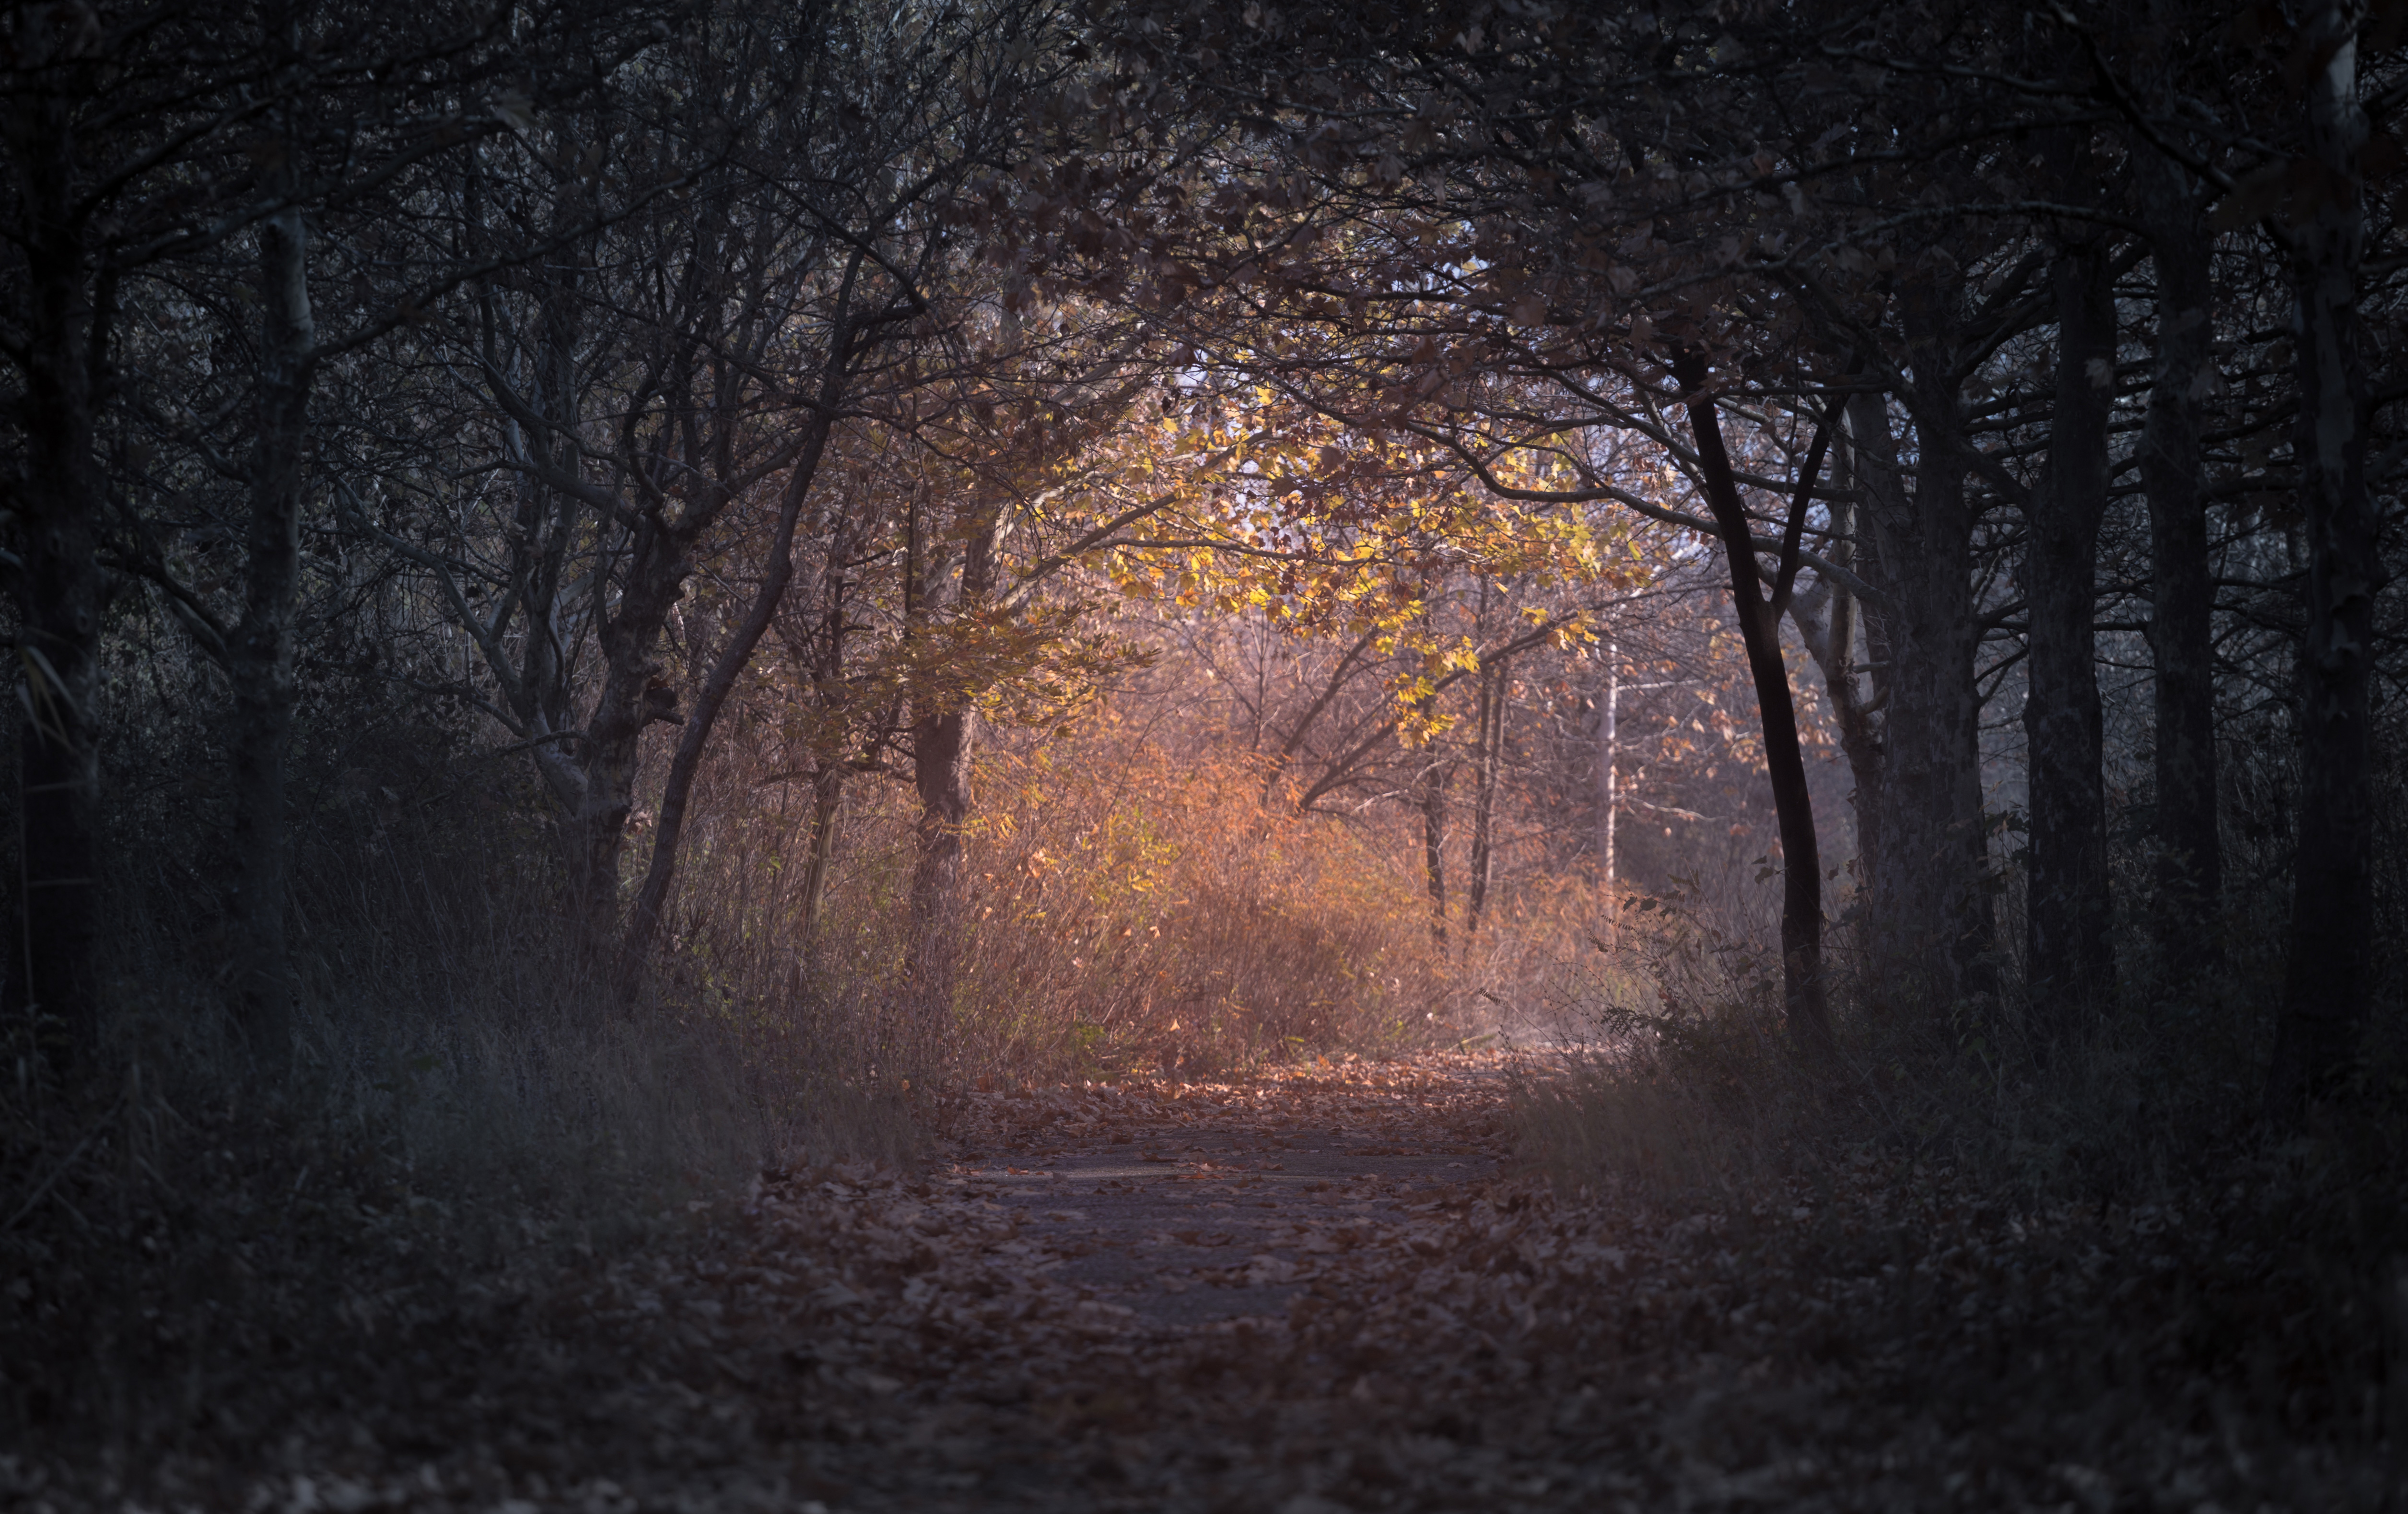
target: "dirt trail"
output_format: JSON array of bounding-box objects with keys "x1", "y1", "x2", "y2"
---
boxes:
[
  {"x1": 939, "y1": 1053, "x2": 1510, "y2": 1330},
  {"x1": 46, "y1": 1051, "x2": 2341, "y2": 1513},
  {"x1": 164, "y1": 1052, "x2": 1645, "y2": 1514}
]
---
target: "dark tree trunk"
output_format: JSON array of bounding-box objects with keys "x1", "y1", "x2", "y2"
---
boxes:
[
  {"x1": 621, "y1": 416, "x2": 832, "y2": 987},
  {"x1": 1464, "y1": 652, "x2": 1506, "y2": 944},
  {"x1": 2024, "y1": 231, "x2": 2118, "y2": 1043},
  {"x1": 10, "y1": 101, "x2": 105, "y2": 1066},
  {"x1": 571, "y1": 521, "x2": 690, "y2": 940},
  {"x1": 1420, "y1": 752, "x2": 1449, "y2": 949},
  {"x1": 227, "y1": 188, "x2": 315, "y2": 1071},
  {"x1": 794, "y1": 513, "x2": 863, "y2": 945},
  {"x1": 2137, "y1": 149, "x2": 2224, "y2": 972},
  {"x1": 909, "y1": 675, "x2": 976, "y2": 1043},
  {"x1": 904, "y1": 492, "x2": 1000, "y2": 1051},
  {"x1": 1787, "y1": 445, "x2": 1882, "y2": 921},
  {"x1": 2269, "y1": 5, "x2": 2382, "y2": 1114},
  {"x1": 911, "y1": 701, "x2": 975, "y2": 931},
  {"x1": 796, "y1": 764, "x2": 845, "y2": 941},
  {"x1": 1671, "y1": 348, "x2": 1829, "y2": 1048},
  {"x1": 1858, "y1": 305, "x2": 1998, "y2": 1009},
  {"x1": 512, "y1": 206, "x2": 593, "y2": 814},
  {"x1": 907, "y1": 498, "x2": 996, "y2": 936}
]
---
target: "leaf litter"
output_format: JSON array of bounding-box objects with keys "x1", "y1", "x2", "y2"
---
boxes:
[{"x1": 5, "y1": 1051, "x2": 2391, "y2": 1511}]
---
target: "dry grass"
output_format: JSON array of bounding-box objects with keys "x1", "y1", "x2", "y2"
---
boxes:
[
  {"x1": 0, "y1": 730, "x2": 912, "y2": 1463},
  {"x1": 662, "y1": 723, "x2": 1463, "y2": 1086},
  {"x1": 942, "y1": 733, "x2": 1456, "y2": 1078},
  {"x1": 1505, "y1": 860, "x2": 2408, "y2": 1492}
]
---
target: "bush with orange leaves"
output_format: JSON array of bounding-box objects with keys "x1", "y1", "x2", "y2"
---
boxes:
[{"x1": 932, "y1": 731, "x2": 1459, "y2": 1079}]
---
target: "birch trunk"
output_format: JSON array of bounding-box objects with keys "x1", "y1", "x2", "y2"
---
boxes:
[{"x1": 1597, "y1": 639, "x2": 1619, "y2": 899}]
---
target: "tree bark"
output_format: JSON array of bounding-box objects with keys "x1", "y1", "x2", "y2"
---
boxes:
[
  {"x1": 793, "y1": 513, "x2": 864, "y2": 945},
  {"x1": 2268, "y1": 1, "x2": 2382, "y2": 1114},
  {"x1": 1788, "y1": 456, "x2": 1882, "y2": 927},
  {"x1": 796, "y1": 764, "x2": 845, "y2": 941},
  {"x1": 1856, "y1": 307, "x2": 1998, "y2": 1009},
  {"x1": 227, "y1": 178, "x2": 316, "y2": 1072},
  {"x1": 1596, "y1": 638, "x2": 1621, "y2": 900},
  {"x1": 9, "y1": 88, "x2": 106, "y2": 1067},
  {"x1": 1464, "y1": 651, "x2": 1506, "y2": 945},
  {"x1": 2136, "y1": 148, "x2": 2223, "y2": 972},
  {"x1": 1670, "y1": 348, "x2": 1830, "y2": 1048},
  {"x1": 1419, "y1": 751, "x2": 1449, "y2": 949},
  {"x1": 512, "y1": 188, "x2": 593, "y2": 814},
  {"x1": 621, "y1": 415, "x2": 834, "y2": 987},
  {"x1": 2024, "y1": 226, "x2": 2118, "y2": 1044},
  {"x1": 911, "y1": 698, "x2": 976, "y2": 932},
  {"x1": 571, "y1": 521, "x2": 688, "y2": 940},
  {"x1": 907, "y1": 497, "x2": 996, "y2": 939}
]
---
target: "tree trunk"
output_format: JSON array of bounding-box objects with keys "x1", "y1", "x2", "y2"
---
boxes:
[
  {"x1": 1788, "y1": 480, "x2": 1883, "y2": 930},
  {"x1": 514, "y1": 203, "x2": 592, "y2": 808},
  {"x1": 905, "y1": 492, "x2": 1000, "y2": 1045},
  {"x1": 907, "y1": 496, "x2": 995, "y2": 935},
  {"x1": 1419, "y1": 754, "x2": 1449, "y2": 948},
  {"x1": 570, "y1": 525, "x2": 687, "y2": 942},
  {"x1": 11, "y1": 120, "x2": 105, "y2": 1067},
  {"x1": 794, "y1": 515, "x2": 861, "y2": 946},
  {"x1": 621, "y1": 416, "x2": 832, "y2": 988},
  {"x1": 911, "y1": 699, "x2": 976, "y2": 929},
  {"x1": 796, "y1": 764, "x2": 845, "y2": 941},
  {"x1": 2136, "y1": 148, "x2": 2224, "y2": 974},
  {"x1": 227, "y1": 187, "x2": 315, "y2": 1072},
  {"x1": 2268, "y1": 2, "x2": 2382, "y2": 1114},
  {"x1": 1597, "y1": 638, "x2": 1620, "y2": 901},
  {"x1": 1671, "y1": 349, "x2": 1830, "y2": 1049},
  {"x1": 2024, "y1": 229, "x2": 2118, "y2": 1045},
  {"x1": 1856, "y1": 310, "x2": 1997, "y2": 1009},
  {"x1": 1465, "y1": 652, "x2": 1506, "y2": 944}
]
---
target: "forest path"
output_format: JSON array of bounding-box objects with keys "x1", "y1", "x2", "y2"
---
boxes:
[
  {"x1": 934, "y1": 1050, "x2": 1512, "y2": 1332},
  {"x1": 222, "y1": 1050, "x2": 1717, "y2": 1514},
  {"x1": 740, "y1": 1050, "x2": 1589, "y2": 1513},
  {"x1": 153, "y1": 1049, "x2": 2299, "y2": 1514}
]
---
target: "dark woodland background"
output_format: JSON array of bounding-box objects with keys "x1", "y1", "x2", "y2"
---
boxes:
[{"x1": 4, "y1": 0, "x2": 2407, "y2": 1501}]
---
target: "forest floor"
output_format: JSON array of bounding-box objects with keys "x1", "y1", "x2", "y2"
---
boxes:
[{"x1": 9, "y1": 1050, "x2": 2395, "y2": 1513}]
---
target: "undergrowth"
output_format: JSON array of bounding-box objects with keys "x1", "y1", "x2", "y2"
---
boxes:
[
  {"x1": 4, "y1": 708, "x2": 1495, "y2": 1469},
  {"x1": 0, "y1": 714, "x2": 908, "y2": 1469},
  {"x1": 660, "y1": 723, "x2": 1467, "y2": 1087},
  {"x1": 1511, "y1": 874, "x2": 2408, "y2": 1488}
]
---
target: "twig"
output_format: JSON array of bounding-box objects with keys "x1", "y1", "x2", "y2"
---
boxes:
[{"x1": 2, "y1": 1094, "x2": 125, "y2": 1233}]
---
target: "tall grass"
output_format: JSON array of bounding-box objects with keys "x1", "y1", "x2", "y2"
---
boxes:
[
  {"x1": 1513, "y1": 716, "x2": 2408, "y2": 1212},
  {"x1": 1505, "y1": 730, "x2": 2408, "y2": 1478},
  {"x1": 0, "y1": 711, "x2": 910, "y2": 1464}
]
